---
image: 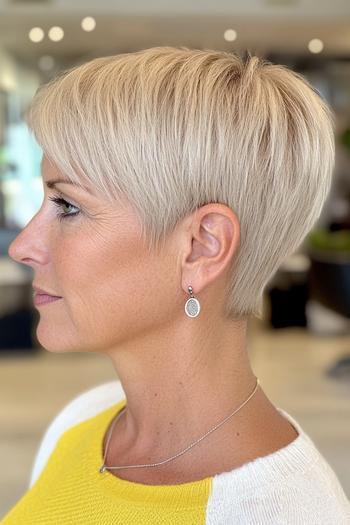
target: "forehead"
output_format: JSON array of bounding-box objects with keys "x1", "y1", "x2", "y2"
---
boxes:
[
  {"x1": 41, "y1": 155, "x2": 94, "y2": 194},
  {"x1": 41, "y1": 155, "x2": 74, "y2": 179}
]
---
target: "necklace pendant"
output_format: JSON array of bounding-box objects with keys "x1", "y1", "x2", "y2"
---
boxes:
[{"x1": 99, "y1": 465, "x2": 107, "y2": 473}]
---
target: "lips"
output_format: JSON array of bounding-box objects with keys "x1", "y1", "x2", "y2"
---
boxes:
[{"x1": 33, "y1": 285, "x2": 62, "y2": 298}]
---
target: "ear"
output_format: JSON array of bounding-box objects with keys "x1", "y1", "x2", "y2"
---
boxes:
[{"x1": 181, "y1": 203, "x2": 240, "y2": 295}]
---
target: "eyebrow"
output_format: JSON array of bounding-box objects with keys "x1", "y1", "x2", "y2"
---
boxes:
[{"x1": 45, "y1": 179, "x2": 91, "y2": 192}]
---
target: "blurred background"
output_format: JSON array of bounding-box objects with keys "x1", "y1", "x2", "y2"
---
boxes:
[{"x1": 1, "y1": 0, "x2": 350, "y2": 517}]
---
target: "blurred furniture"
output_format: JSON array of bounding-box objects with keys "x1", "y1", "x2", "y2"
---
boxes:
[
  {"x1": 308, "y1": 249, "x2": 350, "y2": 379},
  {"x1": 0, "y1": 255, "x2": 37, "y2": 352},
  {"x1": 267, "y1": 254, "x2": 310, "y2": 328}
]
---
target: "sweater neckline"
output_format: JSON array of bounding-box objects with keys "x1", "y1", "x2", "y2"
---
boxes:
[
  {"x1": 88, "y1": 397, "x2": 320, "y2": 507},
  {"x1": 90, "y1": 398, "x2": 212, "y2": 509}
]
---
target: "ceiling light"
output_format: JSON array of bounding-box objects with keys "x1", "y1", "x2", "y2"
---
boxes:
[
  {"x1": 81, "y1": 16, "x2": 96, "y2": 32},
  {"x1": 48, "y1": 26, "x2": 64, "y2": 42},
  {"x1": 38, "y1": 55, "x2": 55, "y2": 71},
  {"x1": 308, "y1": 38, "x2": 324, "y2": 54},
  {"x1": 29, "y1": 27, "x2": 44, "y2": 43},
  {"x1": 224, "y1": 29, "x2": 237, "y2": 42}
]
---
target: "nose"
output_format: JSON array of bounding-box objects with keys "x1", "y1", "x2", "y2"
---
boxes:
[
  {"x1": 8, "y1": 213, "x2": 48, "y2": 269},
  {"x1": 8, "y1": 232, "x2": 26, "y2": 264}
]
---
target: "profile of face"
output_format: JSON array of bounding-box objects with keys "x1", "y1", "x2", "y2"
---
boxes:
[{"x1": 8, "y1": 155, "x2": 184, "y2": 355}]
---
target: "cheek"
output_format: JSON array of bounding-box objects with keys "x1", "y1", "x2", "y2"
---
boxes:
[
  {"x1": 51, "y1": 232, "x2": 137, "y2": 319},
  {"x1": 61, "y1": 237, "x2": 179, "y2": 349},
  {"x1": 83, "y1": 246, "x2": 167, "y2": 338},
  {"x1": 48, "y1": 222, "x2": 182, "y2": 352}
]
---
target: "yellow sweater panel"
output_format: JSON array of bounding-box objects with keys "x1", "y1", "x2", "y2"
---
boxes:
[{"x1": 1, "y1": 399, "x2": 213, "y2": 524}]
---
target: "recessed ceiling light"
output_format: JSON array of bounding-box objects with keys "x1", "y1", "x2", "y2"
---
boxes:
[
  {"x1": 81, "y1": 16, "x2": 96, "y2": 32},
  {"x1": 224, "y1": 29, "x2": 237, "y2": 42},
  {"x1": 48, "y1": 26, "x2": 64, "y2": 42},
  {"x1": 29, "y1": 27, "x2": 44, "y2": 43},
  {"x1": 38, "y1": 55, "x2": 55, "y2": 71},
  {"x1": 308, "y1": 38, "x2": 324, "y2": 54}
]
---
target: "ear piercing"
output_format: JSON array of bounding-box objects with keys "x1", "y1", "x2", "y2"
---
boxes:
[{"x1": 184, "y1": 285, "x2": 201, "y2": 318}]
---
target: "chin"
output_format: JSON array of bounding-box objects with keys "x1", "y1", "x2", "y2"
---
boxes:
[{"x1": 34, "y1": 329, "x2": 80, "y2": 354}]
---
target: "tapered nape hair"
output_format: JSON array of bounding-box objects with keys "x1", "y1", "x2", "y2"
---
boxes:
[{"x1": 26, "y1": 46, "x2": 335, "y2": 321}]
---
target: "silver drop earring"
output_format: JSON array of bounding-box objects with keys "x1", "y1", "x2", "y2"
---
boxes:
[{"x1": 184, "y1": 285, "x2": 201, "y2": 317}]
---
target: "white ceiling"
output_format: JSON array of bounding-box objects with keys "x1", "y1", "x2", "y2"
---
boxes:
[
  {"x1": 0, "y1": 0, "x2": 349, "y2": 70},
  {"x1": 1, "y1": 0, "x2": 350, "y2": 16}
]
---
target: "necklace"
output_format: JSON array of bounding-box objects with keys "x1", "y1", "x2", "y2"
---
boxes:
[{"x1": 99, "y1": 376, "x2": 260, "y2": 473}]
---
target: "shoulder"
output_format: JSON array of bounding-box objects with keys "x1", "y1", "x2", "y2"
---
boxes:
[
  {"x1": 28, "y1": 380, "x2": 125, "y2": 489},
  {"x1": 290, "y1": 453, "x2": 350, "y2": 524},
  {"x1": 214, "y1": 454, "x2": 350, "y2": 524},
  {"x1": 206, "y1": 409, "x2": 350, "y2": 524},
  {"x1": 207, "y1": 460, "x2": 350, "y2": 524},
  {"x1": 268, "y1": 457, "x2": 350, "y2": 524}
]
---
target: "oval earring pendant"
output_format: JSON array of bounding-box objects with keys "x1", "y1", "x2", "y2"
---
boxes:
[
  {"x1": 185, "y1": 297, "x2": 200, "y2": 317},
  {"x1": 185, "y1": 286, "x2": 201, "y2": 317}
]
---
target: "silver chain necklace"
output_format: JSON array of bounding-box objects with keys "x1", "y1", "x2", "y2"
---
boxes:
[{"x1": 99, "y1": 376, "x2": 260, "y2": 474}]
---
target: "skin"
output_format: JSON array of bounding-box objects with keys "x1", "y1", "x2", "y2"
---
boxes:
[{"x1": 8, "y1": 154, "x2": 299, "y2": 485}]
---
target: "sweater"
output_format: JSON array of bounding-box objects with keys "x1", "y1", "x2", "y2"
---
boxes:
[{"x1": 1, "y1": 380, "x2": 350, "y2": 524}]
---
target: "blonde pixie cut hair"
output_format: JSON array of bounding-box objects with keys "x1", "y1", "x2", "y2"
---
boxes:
[{"x1": 26, "y1": 46, "x2": 335, "y2": 321}]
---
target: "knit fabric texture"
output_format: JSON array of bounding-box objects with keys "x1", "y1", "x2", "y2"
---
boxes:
[{"x1": 1, "y1": 380, "x2": 350, "y2": 524}]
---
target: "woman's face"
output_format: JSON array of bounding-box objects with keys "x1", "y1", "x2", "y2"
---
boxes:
[{"x1": 8, "y1": 155, "x2": 181, "y2": 354}]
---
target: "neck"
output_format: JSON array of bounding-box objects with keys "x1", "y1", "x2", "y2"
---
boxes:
[{"x1": 104, "y1": 316, "x2": 263, "y2": 456}]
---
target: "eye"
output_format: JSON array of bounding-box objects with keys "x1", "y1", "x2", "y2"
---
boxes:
[{"x1": 48, "y1": 195, "x2": 81, "y2": 221}]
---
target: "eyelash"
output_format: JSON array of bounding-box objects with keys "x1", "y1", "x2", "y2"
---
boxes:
[{"x1": 48, "y1": 195, "x2": 81, "y2": 221}]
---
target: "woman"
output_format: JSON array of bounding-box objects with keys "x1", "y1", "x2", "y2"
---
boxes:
[{"x1": 2, "y1": 46, "x2": 350, "y2": 524}]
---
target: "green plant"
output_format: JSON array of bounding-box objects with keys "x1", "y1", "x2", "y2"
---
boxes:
[
  {"x1": 308, "y1": 228, "x2": 350, "y2": 253},
  {"x1": 340, "y1": 128, "x2": 350, "y2": 151}
]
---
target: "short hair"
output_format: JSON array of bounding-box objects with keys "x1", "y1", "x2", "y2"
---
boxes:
[{"x1": 26, "y1": 46, "x2": 335, "y2": 320}]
